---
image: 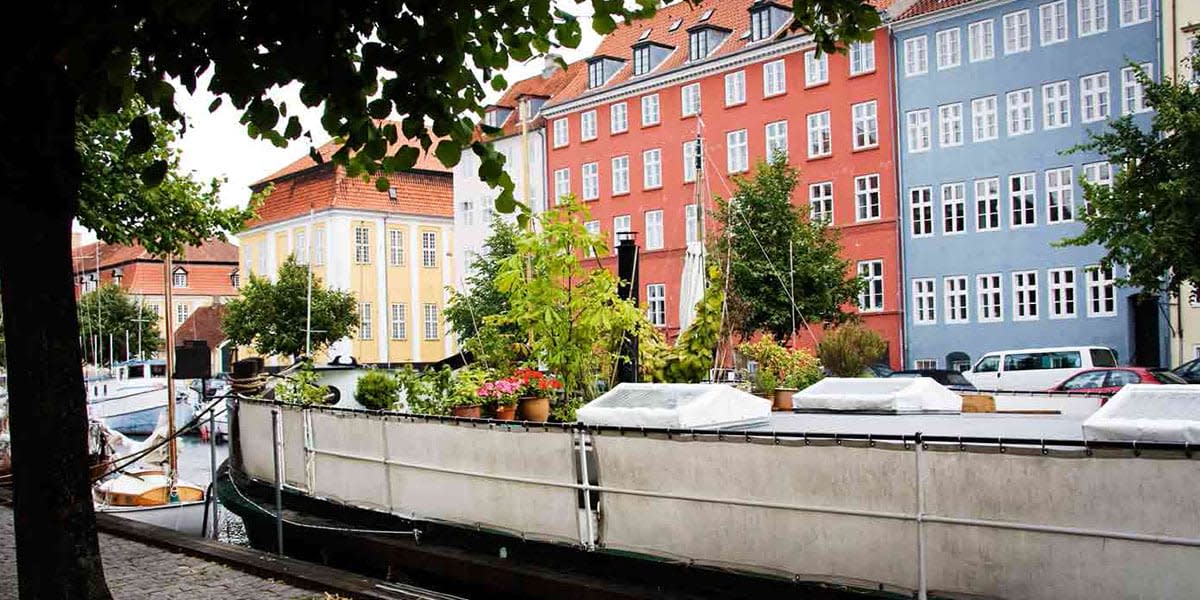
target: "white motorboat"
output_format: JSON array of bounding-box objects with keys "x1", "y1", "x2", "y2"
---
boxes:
[
  {"x1": 94, "y1": 467, "x2": 208, "y2": 536},
  {"x1": 86, "y1": 360, "x2": 195, "y2": 435}
]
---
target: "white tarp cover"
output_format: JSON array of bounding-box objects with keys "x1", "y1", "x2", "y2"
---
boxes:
[
  {"x1": 576, "y1": 383, "x2": 770, "y2": 429},
  {"x1": 238, "y1": 401, "x2": 277, "y2": 483},
  {"x1": 677, "y1": 241, "x2": 706, "y2": 331},
  {"x1": 793, "y1": 377, "x2": 962, "y2": 413},
  {"x1": 1082, "y1": 384, "x2": 1200, "y2": 443}
]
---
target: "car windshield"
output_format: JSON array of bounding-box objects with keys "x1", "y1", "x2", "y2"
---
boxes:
[{"x1": 1152, "y1": 370, "x2": 1188, "y2": 384}]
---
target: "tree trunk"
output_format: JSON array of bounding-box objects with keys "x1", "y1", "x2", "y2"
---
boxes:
[{"x1": 0, "y1": 58, "x2": 112, "y2": 599}]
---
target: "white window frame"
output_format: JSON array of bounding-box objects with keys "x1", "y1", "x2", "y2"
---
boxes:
[
  {"x1": 581, "y1": 110, "x2": 598, "y2": 141},
  {"x1": 968, "y1": 19, "x2": 995, "y2": 62},
  {"x1": 360, "y1": 302, "x2": 373, "y2": 340},
  {"x1": 681, "y1": 83, "x2": 702, "y2": 117},
  {"x1": 1085, "y1": 265, "x2": 1117, "y2": 317},
  {"x1": 641, "y1": 94, "x2": 660, "y2": 126},
  {"x1": 354, "y1": 226, "x2": 371, "y2": 264},
  {"x1": 763, "y1": 59, "x2": 787, "y2": 96},
  {"x1": 388, "y1": 229, "x2": 405, "y2": 266},
  {"x1": 1006, "y1": 88, "x2": 1034, "y2": 136},
  {"x1": 938, "y1": 103, "x2": 963, "y2": 148},
  {"x1": 941, "y1": 182, "x2": 966, "y2": 235},
  {"x1": 1080, "y1": 72, "x2": 1110, "y2": 123},
  {"x1": 857, "y1": 260, "x2": 884, "y2": 312},
  {"x1": 975, "y1": 177, "x2": 1001, "y2": 231},
  {"x1": 971, "y1": 96, "x2": 998, "y2": 142},
  {"x1": 726, "y1": 129, "x2": 749, "y2": 173},
  {"x1": 582, "y1": 162, "x2": 600, "y2": 200},
  {"x1": 944, "y1": 276, "x2": 970, "y2": 324},
  {"x1": 852, "y1": 100, "x2": 879, "y2": 150},
  {"x1": 906, "y1": 109, "x2": 931, "y2": 153},
  {"x1": 855, "y1": 174, "x2": 881, "y2": 222},
  {"x1": 1040, "y1": 1, "x2": 1069, "y2": 46},
  {"x1": 611, "y1": 155, "x2": 630, "y2": 196},
  {"x1": 584, "y1": 220, "x2": 601, "y2": 257},
  {"x1": 612, "y1": 214, "x2": 631, "y2": 250},
  {"x1": 642, "y1": 148, "x2": 662, "y2": 189},
  {"x1": 1003, "y1": 10, "x2": 1031, "y2": 54},
  {"x1": 390, "y1": 303, "x2": 407, "y2": 340},
  {"x1": 644, "y1": 209, "x2": 664, "y2": 250},
  {"x1": 421, "y1": 231, "x2": 438, "y2": 268},
  {"x1": 1048, "y1": 267, "x2": 1078, "y2": 319},
  {"x1": 295, "y1": 231, "x2": 308, "y2": 265},
  {"x1": 809, "y1": 181, "x2": 833, "y2": 225},
  {"x1": 1078, "y1": 0, "x2": 1108, "y2": 37},
  {"x1": 910, "y1": 187, "x2": 934, "y2": 237},
  {"x1": 807, "y1": 111, "x2": 832, "y2": 158},
  {"x1": 1010, "y1": 172, "x2": 1038, "y2": 228},
  {"x1": 1046, "y1": 166, "x2": 1075, "y2": 223},
  {"x1": 1121, "y1": 64, "x2": 1151, "y2": 115},
  {"x1": 683, "y1": 140, "x2": 702, "y2": 183},
  {"x1": 1012, "y1": 270, "x2": 1040, "y2": 321},
  {"x1": 313, "y1": 229, "x2": 325, "y2": 266},
  {"x1": 904, "y1": 36, "x2": 928, "y2": 76},
  {"x1": 849, "y1": 41, "x2": 876, "y2": 75},
  {"x1": 805, "y1": 50, "x2": 829, "y2": 86},
  {"x1": 935, "y1": 28, "x2": 961, "y2": 70},
  {"x1": 172, "y1": 268, "x2": 188, "y2": 289},
  {"x1": 915, "y1": 358, "x2": 939, "y2": 369},
  {"x1": 725, "y1": 71, "x2": 746, "y2": 106},
  {"x1": 913, "y1": 278, "x2": 937, "y2": 324},
  {"x1": 553, "y1": 168, "x2": 570, "y2": 204},
  {"x1": 423, "y1": 303, "x2": 440, "y2": 341},
  {"x1": 1119, "y1": 0, "x2": 1151, "y2": 26},
  {"x1": 685, "y1": 204, "x2": 700, "y2": 244},
  {"x1": 765, "y1": 120, "x2": 789, "y2": 159},
  {"x1": 646, "y1": 283, "x2": 666, "y2": 327},
  {"x1": 552, "y1": 118, "x2": 569, "y2": 148},
  {"x1": 1042, "y1": 80, "x2": 1071, "y2": 129},
  {"x1": 977, "y1": 273, "x2": 1004, "y2": 322},
  {"x1": 610, "y1": 102, "x2": 629, "y2": 134}
]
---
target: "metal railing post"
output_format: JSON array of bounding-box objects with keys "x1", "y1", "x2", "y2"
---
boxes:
[
  {"x1": 577, "y1": 428, "x2": 597, "y2": 551},
  {"x1": 271, "y1": 407, "x2": 285, "y2": 555},
  {"x1": 209, "y1": 403, "x2": 220, "y2": 539},
  {"x1": 914, "y1": 432, "x2": 927, "y2": 600}
]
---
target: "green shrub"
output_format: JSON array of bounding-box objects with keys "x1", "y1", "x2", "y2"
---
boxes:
[
  {"x1": 276, "y1": 363, "x2": 332, "y2": 405},
  {"x1": 354, "y1": 370, "x2": 399, "y2": 410},
  {"x1": 818, "y1": 324, "x2": 887, "y2": 378}
]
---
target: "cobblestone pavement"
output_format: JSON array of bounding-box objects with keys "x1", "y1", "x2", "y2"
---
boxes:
[{"x1": 0, "y1": 505, "x2": 321, "y2": 600}]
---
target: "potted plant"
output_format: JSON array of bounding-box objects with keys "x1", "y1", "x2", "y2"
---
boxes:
[
  {"x1": 477, "y1": 376, "x2": 520, "y2": 420},
  {"x1": 738, "y1": 336, "x2": 786, "y2": 404},
  {"x1": 448, "y1": 367, "x2": 487, "y2": 419},
  {"x1": 773, "y1": 348, "x2": 823, "y2": 412},
  {"x1": 513, "y1": 367, "x2": 561, "y2": 422}
]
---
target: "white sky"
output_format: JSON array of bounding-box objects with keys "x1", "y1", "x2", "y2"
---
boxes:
[{"x1": 76, "y1": 14, "x2": 604, "y2": 243}]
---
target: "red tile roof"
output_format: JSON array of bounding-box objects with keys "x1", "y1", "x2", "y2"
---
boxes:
[
  {"x1": 72, "y1": 239, "x2": 239, "y2": 273},
  {"x1": 895, "y1": 0, "x2": 979, "y2": 20},
  {"x1": 254, "y1": 121, "x2": 450, "y2": 186},
  {"x1": 478, "y1": 60, "x2": 589, "y2": 140},
  {"x1": 545, "y1": 0, "x2": 891, "y2": 108},
  {"x1": 175, "y1": 304, "x2": 228, "y2": 348}
]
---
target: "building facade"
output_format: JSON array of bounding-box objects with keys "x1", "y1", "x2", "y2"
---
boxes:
[
  {"x1": 240, "y1": 136, "x2": 455, "y2": 365},
  {"x1": 1165, "y1": 2, "x2": 1199, "y2": 366},
  {"x1": 893, "y1": 0, "x2": 1166, "y2": 370},
  {"x1": 453, "y1": 61, "x2": 584, "y2": 283},
  {"x1": 541, "y1": 0, "x2": 905, "y2": 367},
  {"x1": 72, "y1": 237, "x2": 240, "y2": 359}
]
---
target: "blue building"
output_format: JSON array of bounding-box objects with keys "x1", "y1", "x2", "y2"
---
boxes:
[{"x1": 891, "y1": 0, "x2": 1166, "y2": 370}]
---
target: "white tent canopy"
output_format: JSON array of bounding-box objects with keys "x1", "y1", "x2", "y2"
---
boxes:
[
  {"x1": 793, "y1": 377, "x2": 963, "y2": 413},
  {"x1": 1082, "y1": 384, "x2": 1200, "y2": 443},
  {"x1": 576, "y1": 383, "x2": 770, "y2": 429}
]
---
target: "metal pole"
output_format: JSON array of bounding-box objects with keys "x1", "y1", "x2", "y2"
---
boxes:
[
  {"x1": 271, "y1": 408, "x2": 285, "y2": 555},
  {"x1": 577, "y1": 430, "x2": 597, "y2": 551},
  {"x1": 305, "y1": 208, "x2": 314, "y2": 359},
  {"x1": 914, "y1": 433, "x2": 928, "y2": 600},
  {"x1": 207, "y1": 376, "x2": 220, "y2": 539},
  {"x1": 789, "y1": 241, "x2": 796, "y2": 346},
  {"x1": 163, "y1": 256, "x2": 178, "y2": 492},
  {"x1": 124, "y1": 330, "x2": 130, "y2": 362},
  {"x1": 108, "y1": 333, "x2": 114, "y2": 367}
]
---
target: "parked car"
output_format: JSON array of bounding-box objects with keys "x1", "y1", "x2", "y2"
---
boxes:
[
  {"x1": 963, "y1": 346, "x2": 1118, "y2": 391},
  {"x1": 889, "y1": 369, "x2": 977, "y2": 391},
  {"x1": 1048, "y1": 367, "x2": 1187, "y2": 395},
  {"x1": 1172, "y1": 358, "x2": 1200, "y2": 384}
]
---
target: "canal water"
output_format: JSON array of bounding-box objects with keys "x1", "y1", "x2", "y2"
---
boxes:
[{"x1": 174, "y1": 435, "x2": 248, "y2": 545}]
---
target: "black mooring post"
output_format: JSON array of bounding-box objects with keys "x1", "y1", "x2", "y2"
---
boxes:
[{"x1": 616, "y1": 231, "x2": 640, "y2": 384}]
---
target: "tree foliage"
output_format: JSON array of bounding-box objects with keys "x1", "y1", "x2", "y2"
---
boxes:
[
  {"x1": 640, "y1": 266, "x2": 726, "y2": 383},
  {"x1": 818, "y1": 323, "x2": 887, "y2": 377},
  {"x1": 1060, "y1": 56, "x2": 1200, "y2": 294},
  {"x1": 445, "y1": 219, "x2": 521, "y2": 346},
  {"x1": 222, "y1": 256, "x2": 358, "y2": 360},
  {"x1": 713, "y1": 156, "x2": 861, "y2": 341},
  {"x1": 76, "y1": 285, "x2": 163, "y2": 364}
]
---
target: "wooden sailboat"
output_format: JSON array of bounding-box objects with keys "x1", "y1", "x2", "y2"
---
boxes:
[{"x1": 93, "y1": 254, "x2": 210, "y2": 536}]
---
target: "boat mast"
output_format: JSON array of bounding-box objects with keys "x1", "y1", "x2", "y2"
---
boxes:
[
  {"x1": 305, "y1": 207, "x2": 314, "y2": 358},
  {"x1": 163, "y1": 254, "x2": 178, "y2": 490}
]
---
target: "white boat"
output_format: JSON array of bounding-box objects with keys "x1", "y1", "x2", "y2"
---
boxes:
[
  {"x1": 86, "y1": 360, "x2": 196, "y2": 435},
  {"x1": 94, "y1": 467, "x2": 209, "y2": 537}
]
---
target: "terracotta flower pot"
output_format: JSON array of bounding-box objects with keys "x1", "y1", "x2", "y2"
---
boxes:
[
  {"x1": 518, "y1": 396, "x2": 551, "y2": 422},
  {"x1": 494, "y1": 404, "x2": 518, "y2": 421},
  {"x1": 772, "y1": 388, "x2": 797, "y2": 412},
  {"x1": 451, "y1": 404, "x2": 482, "y2": 419}
]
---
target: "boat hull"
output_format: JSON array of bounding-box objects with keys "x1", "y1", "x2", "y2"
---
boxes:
[
  {"x1": 89, "y1": 390, "x2": 195, "y2": 435},
  {"x1": 98, "y1": 499, "x2": 209, "y2": 537}
]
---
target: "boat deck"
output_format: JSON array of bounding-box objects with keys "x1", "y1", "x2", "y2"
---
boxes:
[{"x1": 753, "y1": 411, "x2": 1086, "y2": 441}]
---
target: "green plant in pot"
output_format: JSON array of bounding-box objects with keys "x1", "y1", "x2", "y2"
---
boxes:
[
  {"x1": 448, "y1": 367, "x2": 486, "y2": 419},
  {"x1": 476, "y1": 375, "x2": 520, "y2": 421},
  {"x1": 354, "y1": 369, "x2": 400, "y2": 410}
]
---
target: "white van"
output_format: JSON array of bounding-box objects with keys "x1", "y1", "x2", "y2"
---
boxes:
[{"x1": 964, "y1": 346, "x2": 1118, "y2": 391}]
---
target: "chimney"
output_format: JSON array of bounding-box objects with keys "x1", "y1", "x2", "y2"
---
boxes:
[
  {"x1": 615, "y1": 232, "x2": 640, "y2": 384},
  {"x1": 542, "y1": 54, "x2": 564, "y2": 79}
]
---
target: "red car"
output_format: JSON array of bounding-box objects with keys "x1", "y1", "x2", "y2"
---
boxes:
[{"x1": 1049, "y1": 367, "x2": 1187, "y2": 395}]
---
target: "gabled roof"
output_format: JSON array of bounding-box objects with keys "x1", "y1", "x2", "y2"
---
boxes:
[
  {"x1": 475, "y1": 60, "x2": 588, "y2": 140},
  {"x1": 72, "y1": 239, "x2": 238, "y2": 273},
  {"x1": 895, "y1": 0, "x2": 979, "y2": 21},
  {"x1": 175, "y1": 304, "x2": 228, "y2": 349},
  {"x1": 253, "y1": 122, "x2": 449, "y2": 186}
]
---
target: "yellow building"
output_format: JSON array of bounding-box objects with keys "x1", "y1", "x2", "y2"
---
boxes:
[
  {"x1": 1166, "y1": 6, "x2": 1200, "y2": 366},
  {"x1": 239, "y1": 138, "x2": 456, "y2": 365}
]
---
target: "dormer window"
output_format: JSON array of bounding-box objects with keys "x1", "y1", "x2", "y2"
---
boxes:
[
  {"x1": 749, "y1": 2, "x2": 791, "y2": 42},
  {"x1": 230, "y1": 269, "x2": 240, "y2": 289},
  {"x1": 172, "y1": 267, "x2": 188, "y2": 289},
  {"x1": 632, "y1": 42, "x2": 673, "y2": 77},
  {"x1": 111, "y1": 267, "x2": 123, "y2": 286},
  {"x1": 688, "y1": 25, "x2": 730, "y2": 62},
  {"x1": 586, "y1": 56, "x2": 626, "y2": 89},
  {"x1": 483, "y1": 106, "x2": 513, "y2": 129}
]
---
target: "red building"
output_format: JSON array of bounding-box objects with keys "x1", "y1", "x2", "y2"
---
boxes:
[{"x1": 541, "y1": 0, "x2": 903, "y2": 366}]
